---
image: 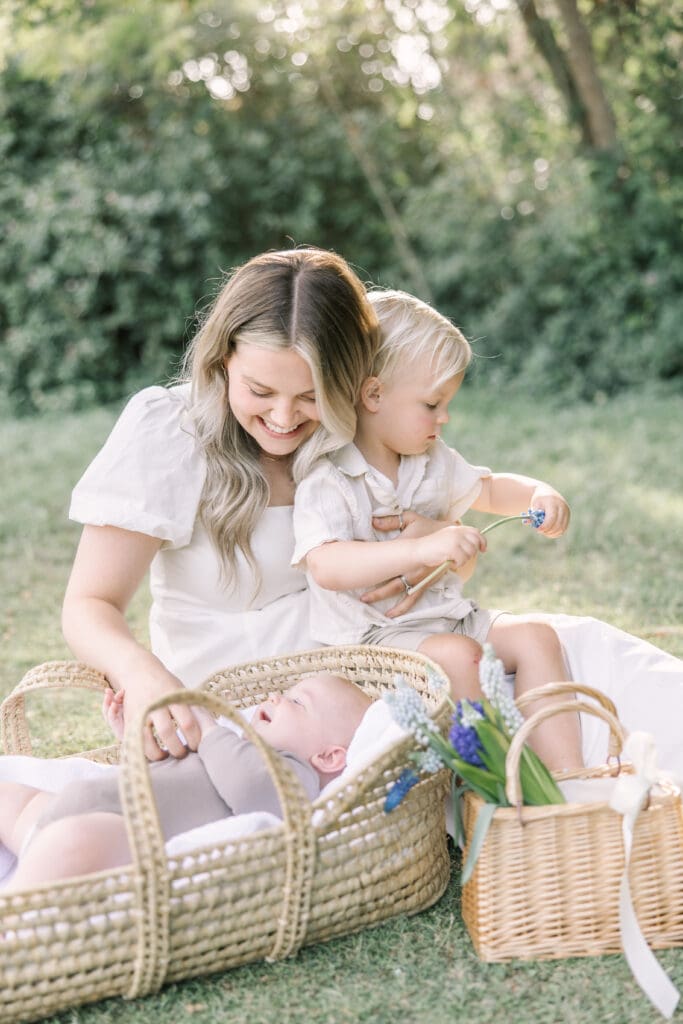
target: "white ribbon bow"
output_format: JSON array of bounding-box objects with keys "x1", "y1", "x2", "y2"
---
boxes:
[{"x1": 609, "y1": 731, "x2": 680, "y2": 1019}]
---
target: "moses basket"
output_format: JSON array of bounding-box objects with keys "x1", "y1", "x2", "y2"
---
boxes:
[
  {"x1": 0, "y1": 646, "x2": 451, "y2": 1024},
  {"x1": 460, "y1": 683, "x2": 683, "y2": 963}
]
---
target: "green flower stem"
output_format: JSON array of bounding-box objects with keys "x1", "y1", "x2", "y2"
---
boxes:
[
  {"x1": 406, "y1": 514, "x2": 534, "y2": 597},
  {"x1": 480, "y1": 514, "x2": 531, "y2": 535}
]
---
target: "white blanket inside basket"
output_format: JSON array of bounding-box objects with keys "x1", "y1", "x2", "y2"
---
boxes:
[{"x1": 0, "y1": 698, "x2": 408, "y2": 887}]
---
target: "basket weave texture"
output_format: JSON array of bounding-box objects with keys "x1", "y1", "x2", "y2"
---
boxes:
[
  {"x1": 461, "y1": 684, "x2": 683, "y2": 962},
  {"x1": 0, "y1": 646, "x2": 451, "y2": 1024}
]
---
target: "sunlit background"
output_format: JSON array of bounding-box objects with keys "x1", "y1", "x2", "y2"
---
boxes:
[{"x1": 1, "y1": 0, "x2": 680, "y2": 413}]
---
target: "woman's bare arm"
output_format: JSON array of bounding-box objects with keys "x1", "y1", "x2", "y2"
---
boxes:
[{"x1": 62, "y1": 524, "x2": 202, "y2": 759}]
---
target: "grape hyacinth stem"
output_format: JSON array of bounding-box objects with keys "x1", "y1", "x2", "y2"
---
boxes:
[{"x1": 402, "y1": 509, "x2": 546, "y2": 598}]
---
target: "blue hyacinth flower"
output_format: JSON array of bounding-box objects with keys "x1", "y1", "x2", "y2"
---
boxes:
[
  {"x1": 522, "y1": 508, "x2": 545, "y2": 529},
  {"x1": 449, "y1": 701, "x2": 486, "y2": 767},
  {"x1": 384, "y1": 768, "x2": 420, "y2": 812}
]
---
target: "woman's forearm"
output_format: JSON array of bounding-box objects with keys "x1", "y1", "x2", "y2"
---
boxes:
[
  {"x1": 59, "y1": 524, "x2": 204, "y2": 757},
  {"x1": 61, "y1": 594, "x2": 167, "y2": 691}
]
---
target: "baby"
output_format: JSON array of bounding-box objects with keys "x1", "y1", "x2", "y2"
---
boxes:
[{"x1": 0, "y1": 673, "x2": 372, "y2": 891}]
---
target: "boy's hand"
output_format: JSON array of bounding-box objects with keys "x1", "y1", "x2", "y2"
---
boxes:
[
  {"x1": 529, "y1": 486, "x2": 571, "y2": 538},
  {"x1": 415, "y1": 524, "x2": 487, "y2": 570},
  {"x1": 102, "y1": 687, "x2": 126, "y2": 741}
]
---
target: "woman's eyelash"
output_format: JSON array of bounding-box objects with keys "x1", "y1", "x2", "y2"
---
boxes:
[{"x1": 248, "y1": 388, "x2": 316, "y2": 402}]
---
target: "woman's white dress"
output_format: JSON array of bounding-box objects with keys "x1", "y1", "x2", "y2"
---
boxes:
[{"x1": 69, "y1": 384, "x2": 315, "y2": 686}]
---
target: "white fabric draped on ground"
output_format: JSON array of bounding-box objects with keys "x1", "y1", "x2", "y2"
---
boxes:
[{"x1": 531, "y1": 614, "x2": 683, "y2": 777}]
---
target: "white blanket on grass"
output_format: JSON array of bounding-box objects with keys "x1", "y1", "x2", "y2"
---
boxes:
[{"x1": 1, "y1": 614, "x2": 682, "y2": 888}]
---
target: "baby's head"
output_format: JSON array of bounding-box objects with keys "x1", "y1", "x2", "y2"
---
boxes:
[
  {"x1": 360, "y1": 289, "x2": 472, "y2": 456},
  {"x1": 252, "y1": 673, "x2": 373, "y2": 784}
]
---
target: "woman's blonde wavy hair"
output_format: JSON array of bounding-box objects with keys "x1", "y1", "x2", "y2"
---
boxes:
[{"x1": 181, "y1": 248, "x2": 379, "y2": 584}]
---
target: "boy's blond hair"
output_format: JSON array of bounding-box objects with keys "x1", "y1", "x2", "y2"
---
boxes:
[{"x1": 367, "y1": 289, "x2": 472, "y2": 388}]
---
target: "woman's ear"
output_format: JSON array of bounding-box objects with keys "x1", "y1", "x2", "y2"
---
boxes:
[{"x1": 360, "y1": 376, "x2": 383, "y2": 412}]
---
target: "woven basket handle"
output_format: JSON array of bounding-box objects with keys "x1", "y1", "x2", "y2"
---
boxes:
[
  {"x1": 120, "y1": 687, "x2": 317, "y2": 999},
  {"x1": 0, "y1": 660, "x2": 109, "y2": 755},
  {"x1": 515, "y1": 681, "x2": 621, "y2": 759},
  {"x1": 505, "y1": 698, "x2": 627, "y2": 807}
]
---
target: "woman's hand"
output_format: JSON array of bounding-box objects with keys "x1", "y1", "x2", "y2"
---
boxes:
[
  {"x1": 364, "y1": 511, "x2": 451, "y2": 614},
  {"x1": 362, "y1": 518, "x2": 485, "y2": 617},
  {"x1": 115, "y1": 657, "x2": 203, "y2": 761},
  {"x1": 104, "y1": 682, "x2": 215, "y2": 757},
  {"x1": 372, "y1": 509, "x2": 448, "y2": 539}
]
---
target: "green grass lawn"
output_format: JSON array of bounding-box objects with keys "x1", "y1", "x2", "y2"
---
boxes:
[{"x1": 1, "y1": 384, "x2": 682, "y2": 1023}]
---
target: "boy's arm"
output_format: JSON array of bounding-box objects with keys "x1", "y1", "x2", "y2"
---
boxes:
[
  {"x1": 472, "y1": 473, "x2": 570, "y2": 538},
  {"x1": 305, "y1": 526, "x2": 486, "y2": 592}
]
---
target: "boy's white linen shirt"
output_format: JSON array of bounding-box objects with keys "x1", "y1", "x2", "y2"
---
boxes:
[{"x1": 292, "y1": 441, "x2": 491, "y2": 645}]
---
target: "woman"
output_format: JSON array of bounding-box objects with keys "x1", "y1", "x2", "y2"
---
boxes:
[{"x1": 61, "y1": 247, "x2": 383, "y2": 760}]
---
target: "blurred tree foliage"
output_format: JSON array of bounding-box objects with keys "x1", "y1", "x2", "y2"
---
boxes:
[{"x1": 0, "y1": 0, "x2": 681, "y2": 412}]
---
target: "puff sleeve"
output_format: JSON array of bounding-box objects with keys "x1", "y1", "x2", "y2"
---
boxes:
[{"x1": 69, "y1": 385, "x2": 206, "y2": 548}]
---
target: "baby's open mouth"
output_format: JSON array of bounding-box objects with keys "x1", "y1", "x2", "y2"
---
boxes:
[{"x1": 258, "y1": 707, "x2": 271, "y2": 723}]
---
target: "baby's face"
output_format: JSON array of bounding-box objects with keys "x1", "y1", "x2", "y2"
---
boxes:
[{"x1": 253, "y1": 678, "x2": 332, "y2": 762}]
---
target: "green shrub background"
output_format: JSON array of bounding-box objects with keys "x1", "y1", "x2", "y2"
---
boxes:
[{"x1": 1, "y1": 1, "x2": 681, "y2": 413}]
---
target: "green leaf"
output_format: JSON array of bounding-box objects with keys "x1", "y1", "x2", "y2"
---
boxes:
[{"x1": 461, "y1": 802, "x2": 497, "y2": 885}]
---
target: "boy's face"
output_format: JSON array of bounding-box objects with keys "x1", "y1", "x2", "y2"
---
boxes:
[
  {"x1": 368, "y1": 365, "x2": 464, "y2": 458},
  {"x1": 252, "y1": 677, "x2": 345, "y2": 763}
]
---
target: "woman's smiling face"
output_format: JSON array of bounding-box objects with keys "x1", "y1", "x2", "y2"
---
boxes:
[{"x1": 226, "y1": 342, "x2": 321, "y2": 457}]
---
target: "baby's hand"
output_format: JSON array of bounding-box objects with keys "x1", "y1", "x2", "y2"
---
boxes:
[
  {"x1": 529, "y1": 486, "x2": 571, "y2": 538},
  {"x1": 102, "y1": 688, "x2": 126, "y2": 741}
]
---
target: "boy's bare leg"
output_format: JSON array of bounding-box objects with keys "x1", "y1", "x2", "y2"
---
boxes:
[
  {"x1": 418, "y1": 634, "x2": 484, "y2": 702},
  {"x1": 0, "y1": 782, "x2": 55, "y2": 855},
  {"x1": 4, "y1": 812, "x2": 132, "y2": 892},
  {"x1": 488, "y1": 614, "x2": 583, "y2": 772}
]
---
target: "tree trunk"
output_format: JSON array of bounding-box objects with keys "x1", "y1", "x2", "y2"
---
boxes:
[
  {"x1": 515, "y1": 0, "x2": 592, "y2": 147},
  {"x1": 318, "y1": 74, "x2": 434, "y2": 302},
  {"x1": 516, "y1": 0, "x2": 618, "y2": 151},
  {"x1": 553, "y1": 0, "x2": 618, "y2": 150}
]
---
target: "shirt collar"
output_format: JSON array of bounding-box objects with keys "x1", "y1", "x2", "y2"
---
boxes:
[
  {"x1": 329, "y1": 443, "x2": 373, "y2": 478},
  {"x1": 330, "y1": 442, "x2": 432, "y2": 506}
]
